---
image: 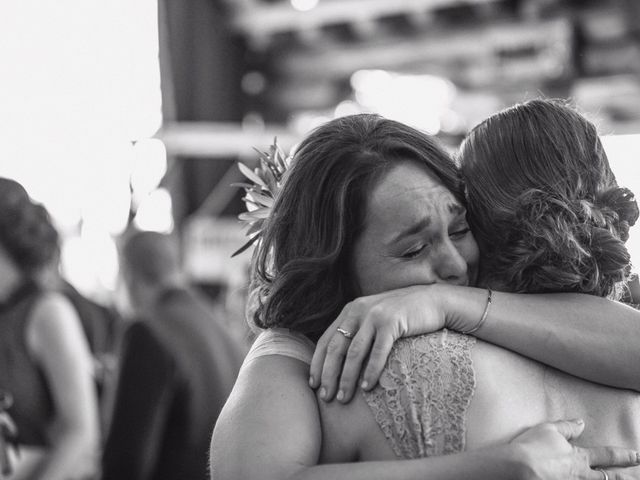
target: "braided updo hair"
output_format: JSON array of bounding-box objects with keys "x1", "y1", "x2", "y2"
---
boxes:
[
  {"x1": 0, "y1": 177, "x2": 60, "y2": 277},
  {"x1": 458, "y1": 99, "x2": 638, "y2": 298}
]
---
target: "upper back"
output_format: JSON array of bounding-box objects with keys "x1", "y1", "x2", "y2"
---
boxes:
[
  {"x1": 319, "y1": 331, "x2": 640, "y2": 463},
  {"x1": 466, "y1": 338, "x2": 640, "y2": 449}
]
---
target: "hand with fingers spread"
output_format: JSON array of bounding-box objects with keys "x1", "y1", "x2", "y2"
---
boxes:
[
  {"x1": 309, "y1": 284, "x2": 449, "y2": 403},
  {"x1": 510, "y1": 419, "x2": 640, "y2": 480}
]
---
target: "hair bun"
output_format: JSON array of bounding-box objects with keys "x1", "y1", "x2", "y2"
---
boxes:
[
  {"x1": 484, "y1": 188, "x2": 633, "y2": 298},
  {"x1": 596, "y1": 187, "x2": 639, "y2": 241}
]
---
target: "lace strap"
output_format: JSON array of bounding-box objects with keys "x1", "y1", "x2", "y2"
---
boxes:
[{"x1": 362, "y1": 329, "x2": 476, "y2": 458}]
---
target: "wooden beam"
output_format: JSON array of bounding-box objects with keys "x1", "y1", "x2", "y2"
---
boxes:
[
  {"x1": 229, "y1": 0, "x2": 498, "y2": 38},
  {"x1": 156, "y1": 122, "x2": 298, "y2": 158},
  {"x1": 273, "y1": 18, "x2": 573, "y2": 84}
]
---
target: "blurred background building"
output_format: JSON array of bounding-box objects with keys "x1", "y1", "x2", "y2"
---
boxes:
[{"x1": 1, "y1": 0, "x2": 639, "y2": 307}]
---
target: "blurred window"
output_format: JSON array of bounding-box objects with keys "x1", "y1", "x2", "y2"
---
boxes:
[
  {"x1": 603, "y1": 134, "x2": 640, "y2": 273},
  {"x1": 0, "y1": 0, "x2": 163, "y2": 301}
]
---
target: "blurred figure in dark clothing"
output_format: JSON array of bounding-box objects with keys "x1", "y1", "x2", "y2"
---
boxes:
[
  {"x1": 57, "y1": 279, "x2": 121, "y2": 437},
  {"x1": 102, "y1": 230, "x2": 244, "y2": 480},
  {"x1": 0, "y1": 177, "x2": 99, "y2": 480},
  {"x1": 39, "y1": 261, "x2": 121, "y2": 436},
  {"x1": 59, "y1": 280, "x2": 119, "y2": 369}
]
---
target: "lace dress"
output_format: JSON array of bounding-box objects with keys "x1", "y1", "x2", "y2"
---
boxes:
[{"x1": 362, "y1": 329, "x2": 477, "y2": 458}]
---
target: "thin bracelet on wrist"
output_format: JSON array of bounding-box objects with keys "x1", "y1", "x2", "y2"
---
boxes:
[{"x1": 462, "y1": 288, "x2": 492, "y2": 335}]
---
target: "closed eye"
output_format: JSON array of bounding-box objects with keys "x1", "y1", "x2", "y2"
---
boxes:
[
  {"x1": 401, "y1": 243, "x2": 428, "y2": 259},
  {"x1": 449, "y1": 227, "x2": 471, "y2": 240}
]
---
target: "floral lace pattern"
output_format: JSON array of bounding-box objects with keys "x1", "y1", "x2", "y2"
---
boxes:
[{"x1": 362, "y1": 329, "x2": 476, "y2": 458}]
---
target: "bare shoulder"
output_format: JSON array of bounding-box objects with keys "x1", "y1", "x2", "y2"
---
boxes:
[
  {"x1": 26, "y1": 291, "x2": 88, "y2": 360},
  {"x1": 317, "y1": 389, "x2": 389, "y2": 462},
  {"x1": 211, "y1": 354, "x2": 322, "y2": 480},
  {"x1": 29, "y1": 291, "x2": 79, "y2": 330}
]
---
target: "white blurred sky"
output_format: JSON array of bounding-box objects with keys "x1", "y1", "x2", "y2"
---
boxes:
[
  {"x1": 602, "y1": 135, "x2": 640, "y2": 273},
  {"x1": 0, "y1": 0, "x2": 163, "y2": 298},
  {"x1": 0, "y1": 0, "x2": 162, "y2": 230}
]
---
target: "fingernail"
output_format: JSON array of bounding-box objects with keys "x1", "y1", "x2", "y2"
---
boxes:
[
  {"x1": 361, "y1": 380, "x2": 369, "y2": 390},
  {"x1": 309, "y1": 376, "x2": 315, "y2": 387},
  {"x1": 319, "y1": 387, "x2": 326, "y2": 400},
  {"x1": 336, "y1": 390, "x2": 344, "y2": 401},
  {"x1": 575, "y1": 418, "x2": 584, "y2": 425}
]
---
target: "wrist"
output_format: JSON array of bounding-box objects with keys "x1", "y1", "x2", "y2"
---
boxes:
[
  {"x1": 443, "y1": 286, "x2": 491, "y2": 334},
  {"x1": 435, "y1": 284, "x2": 458, "y2": 329},
  {"x1": 487, "y1": 444, "x2": 531, "y2": 480},
  {"x1": 455, "y1": 444, "x2": 528, "y2": 480}
]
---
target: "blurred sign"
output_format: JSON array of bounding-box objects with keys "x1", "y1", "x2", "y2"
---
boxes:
[{"x1": 182, "y1": 216, "x2": 252, "y2": 286}]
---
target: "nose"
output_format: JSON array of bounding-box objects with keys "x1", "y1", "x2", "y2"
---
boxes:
[{"x1": 432, "y1": 238, "x2": 468, "y2": 285}]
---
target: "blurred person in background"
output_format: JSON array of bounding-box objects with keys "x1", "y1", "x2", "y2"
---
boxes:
[
  {"x1": 39, "y1": 251, "x2": 121, "y2": 439},
  {"x1": 55, "y1": 278, "x2": 120, "y2": 435},
  {"x1": 102, "y1": 230, "x2": 244, "y2": 480},
  {"x1": 193, "y1": 280, "x2": 253, "y2": 356},
  {"x1": 0, "y1": 177, "x2": 99, "y2": 480}
]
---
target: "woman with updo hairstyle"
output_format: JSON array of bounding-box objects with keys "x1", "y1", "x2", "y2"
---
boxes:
[
  {"x1": 458, "y1": 98, "x2": 638, "y2": 298},
  {"x1": 0, "y1": 178, "x2": 99, "y2": 479}
]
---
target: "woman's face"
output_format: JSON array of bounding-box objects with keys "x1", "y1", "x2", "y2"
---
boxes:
[{"x1": 352, "y1": 161, "x2": 479, "y2": 296}]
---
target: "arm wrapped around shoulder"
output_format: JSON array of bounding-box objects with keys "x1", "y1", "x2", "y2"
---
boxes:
[{"x1": 482, "y1": 187, "x2": 639, "y2": 299}]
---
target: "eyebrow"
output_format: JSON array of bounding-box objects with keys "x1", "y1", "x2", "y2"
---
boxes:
[
  {"x1": 386, "y1": 203, "x2": 466, "y2": 246},
  {"x1": 387, "y1": 217, "x2": 432, "y2": 246}
]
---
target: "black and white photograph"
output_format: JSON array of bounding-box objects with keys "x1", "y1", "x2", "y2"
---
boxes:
[{"x1": 1, "y1": 1, "x2": 640, "y2": 479}]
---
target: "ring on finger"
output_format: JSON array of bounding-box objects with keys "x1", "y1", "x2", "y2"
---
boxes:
[
  {"x1": 337, "y1": 327, "x2": 355, "y2": 339},
  {"x1": 595, "y1": 468, "x2": 609, "y2": 480}
]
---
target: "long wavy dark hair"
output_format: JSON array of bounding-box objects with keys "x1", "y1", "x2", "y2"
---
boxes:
[
  {"x1": 0, "y1": 177, "x2": 60, "y2": 277},
  {"x1": 251, "y1": 114, "x2": 462, "y2": 341},
  {"x1": 458, "y1": 99, "x2": 638, "y2": 298}
]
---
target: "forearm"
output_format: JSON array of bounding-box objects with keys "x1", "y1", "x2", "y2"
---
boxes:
[
  {"x1": 288, "y1": 448, "x2": 522, "y2": 480},
  {"x1": 444, "y1": 286, "x2": 640, "y2": 390},
  {"x1": 219, "y1": 446, "x2": 522, "y2": 480},
  {"x1": 31, "y1": 428, "x2": 98, "y2": 480}
]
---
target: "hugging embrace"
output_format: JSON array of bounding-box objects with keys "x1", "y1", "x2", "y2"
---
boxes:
[{"x1": 212, "y1": 99, "x2": 640, "y2": 480}]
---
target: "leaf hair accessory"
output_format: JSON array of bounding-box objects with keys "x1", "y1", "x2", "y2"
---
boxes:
[{"x1": 231, "y1": 138, "x2": 292, "y2": 257}]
